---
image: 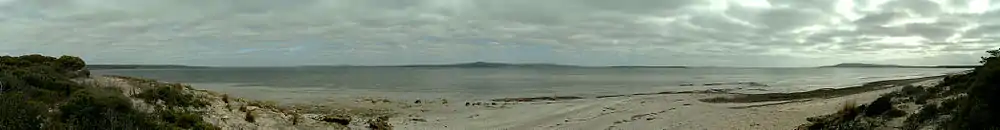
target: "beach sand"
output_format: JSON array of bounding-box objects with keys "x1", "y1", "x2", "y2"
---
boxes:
[{"x1": 381, "y1": 78, "x2": 943, "y2": 130}]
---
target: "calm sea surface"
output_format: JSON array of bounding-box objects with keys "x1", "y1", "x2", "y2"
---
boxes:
[{"x1": 93, "y1": 67, "x2": 967, "y2": 103}]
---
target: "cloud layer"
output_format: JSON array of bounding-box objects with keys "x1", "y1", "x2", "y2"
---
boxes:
[{"x1": 2, "y1": 0, "x2": 998, "y2": 66}]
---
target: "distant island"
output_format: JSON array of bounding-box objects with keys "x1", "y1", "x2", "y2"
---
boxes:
[
  {"x1": 394, "y1": 62, "x2": 582, "y2": 68},
  {"x1": 820, "y1": 63, "x2": 979, "y2": 68},
  {"x1": 395, "y1": 62, "x2": 692, "y2": 68},
  {"x1": 86, "y1": 64, "x2": 211, "y2": 70},
  {"x1": 607, "y1": 66, "x2": 688, "y2": 68}
]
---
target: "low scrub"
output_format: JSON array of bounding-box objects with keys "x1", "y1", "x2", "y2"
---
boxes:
[
  {"x1": 0, "y1": 54, "x2": 219, "y2": 129},
  {"x1": 135, "y1": 83, "x2": 209, "y2": 108},
  {"x1": 865, "y1": 96, "x2": 893, "y2": 116},
  {"x1": 939, "y1": 48, "x2": 1000, "y2": 129}
]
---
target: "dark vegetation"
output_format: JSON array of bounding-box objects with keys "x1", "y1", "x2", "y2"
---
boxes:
[
  {"x1": 321, "y1": 115, "x2": 352, "y2": 126},
  {"x1": 821, "y1": 63, "x2": 979, "y2": 68},
  {"x1": 943, "y1": 48, "x2": 1000, "y2": 129},
  {"x1": 0, "y1": 54, "x2": 218, "y2": 130},
  {"x1": 491, "y1": 96, "x2": 585, "y2": 102},
  {"x1": 801, "y1": 48, "x2": 1000, "y2": 130},
  {"x1": 801, "y1": 96, "x2": 909, "y2": 130}
]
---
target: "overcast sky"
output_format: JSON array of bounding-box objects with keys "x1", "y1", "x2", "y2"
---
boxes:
[{"x1": 1, "y1": 0, "x2": 998, "y2": 67}]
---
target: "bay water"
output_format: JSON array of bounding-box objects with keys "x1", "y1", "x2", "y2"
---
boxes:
[{"x1": 93, "y1": 67, "x2": 967, "y2": 103}]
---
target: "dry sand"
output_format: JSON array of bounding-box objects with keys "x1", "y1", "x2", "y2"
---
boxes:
[{"x1": 384, "y1": 78, "x2": 943, "y2": 130}]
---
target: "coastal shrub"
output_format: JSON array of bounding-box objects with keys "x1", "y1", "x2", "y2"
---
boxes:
[
  {"x1": 943, "y1": 48, "x2": 1000, "y2": 129},
  {"x1": 58, "y1": 87, "x2": 158, "y2": 130},
  {"x1": 222, "y1": 94, "x2": 230, "y2": 103},
  {"x1": 156, "y1": 109, "x2": 219, "y2": 130},
  {"x1": 291, "y1": 112, "x2": 302, "y2": 125},
  {"x1": 0, "y1": 93, "x2": 47, "y2": 130},
  {"x1": 939, "y1": 96, "x2": 964, "y2": 112},
  {"x1": 839, "y1": 100, "x2": 860, "y2": 118},
  {"x1": 939, "y1": 74, "x2": 972, "y2": 96},
  {"x1": 321, "y1": 115, "x2": 352, "y2": 126},
  {"x1": 903, "y1": 104, "x2": 941, "y2": 130},
  {"x1": 914, "y1": 94, "x2": 933, "y2": 105},
  {"x1": 915, "y1": 104, "x2": 940, "y2": 122},
  {"x1": 136, "y1": 84, "x2": 208, "y2": 108},
  {"x1": 865, "y1": 96, "x2": 893, "y2": 116},
  {"x1": 901, "y1": 85, "x2": 924, "y2": 95},
  {"x1": 0, "y1": 54, "x2": 219, "y2": 129},
  {"x1": 367, "y1": 116, "x2": 393, "y2": 130},
  {"x1": 248, "y1": 100, "x2": 279, "y2": 109},
  {"x1": 925, "y1": 85, "x2": 944, "y2": 96},
  {"x1": 245, "y1": 111, "x2": 256, "y2": 123},
  {"x1": 886, "y1": 109, "x2": 907, "y2": 118},
  {"x1": 55, "y1": 56, "x2": 86, "y2": 71}
]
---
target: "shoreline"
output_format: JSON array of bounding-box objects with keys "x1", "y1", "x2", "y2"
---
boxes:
[
  {"x1": 487, "y1": 75, "x2": 951, "y2": 104},
  {"x1": 699, "y1": 75, "x2": 948, "y2": 103}
]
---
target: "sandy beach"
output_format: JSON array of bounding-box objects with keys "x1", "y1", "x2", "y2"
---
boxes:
[
  {"x1": 81, "y1": 70, "x2": 953, "y2": 130},
  {"x1": 369, "y1": 77, "x2": 945, "y2": 130}
]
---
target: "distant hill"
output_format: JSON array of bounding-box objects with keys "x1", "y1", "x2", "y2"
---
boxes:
[
  {"x1": 395, "y1": 62, "x2": 580, "y2": 68},
  {"x1": 86, "y1": 64, "x2": 210, "y2": 70},
  {"x1": 608, "y1": 66, "x2": 688, "y2": 68},
  {"x1": 820, "y1": 63, "x2": 978, "y2": 68}
]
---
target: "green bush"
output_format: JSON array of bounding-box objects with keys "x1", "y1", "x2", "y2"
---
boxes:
[
  {"x1": 901, "y1": 85, "x2": 924, "y2": 95},
  {"x1": 156, "y1": 109, "x2": 219, "y2": 130},
  {"x1": 135, "y1": 84, "x2": 208, "y2": 108},
  {"x1": 865, "y1": 96, "x2": 893, "y2": 116},
  {"x1": 943, "y1": 48, "x2": 1000, "y2": 130},
  {"x1": 0, "y1": 93, "x2": 47, "y2": 130},
  {"x1": 58, "y1": 87, "x2": 159, "y2": 130},
  {"x1": 0, "y1": 54, "x2": 218, "y2": 129}
]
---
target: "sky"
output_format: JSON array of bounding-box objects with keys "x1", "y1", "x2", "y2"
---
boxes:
[{"x1": 1, "y1": 0, "x2": 998, "y2": 67}]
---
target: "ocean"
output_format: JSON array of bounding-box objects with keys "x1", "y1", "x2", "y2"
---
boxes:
[{"x1": 93, "y1": 67, "x2": 968, "y2": 103}]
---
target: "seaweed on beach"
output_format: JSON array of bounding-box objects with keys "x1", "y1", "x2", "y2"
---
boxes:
[
  {"x1": 491, "y1": 96, "x2": 584, "y2": 102},
  {"x1": 700, "y1": 76, "x2": 945, "y2": 103}
]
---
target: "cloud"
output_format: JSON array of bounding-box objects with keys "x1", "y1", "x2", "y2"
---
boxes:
[{"x1": 0, "y1": 0, "x2": 997, "y2": 66}]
